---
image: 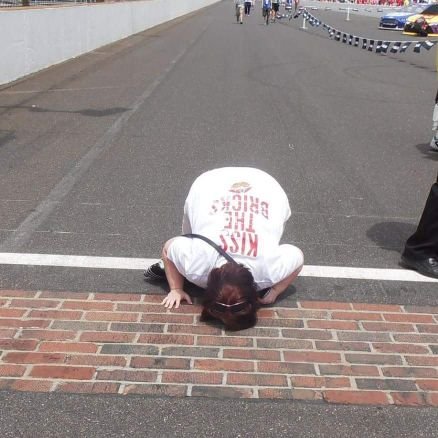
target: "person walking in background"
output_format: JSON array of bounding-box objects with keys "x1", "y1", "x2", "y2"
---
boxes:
[
  {"x1": 271, "y1": 0, "x2": 279, "y2": 22},
  {"x1": 401, "y1": 172, "x2": 438, "y2": 279},
  {"x1": 235, "y1": 0, "x2": 245, "y2": 24},
  {"x1": 244, "y1": 0, "x2": 252, "y2": 15},
  {"x1": 262, "y1": 0, "x2": 272, "y2": 24}
]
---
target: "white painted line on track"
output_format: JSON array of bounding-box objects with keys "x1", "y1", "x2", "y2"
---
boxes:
[{"x1": 1, "y1": 253, "x2": 437, "y2": 283}]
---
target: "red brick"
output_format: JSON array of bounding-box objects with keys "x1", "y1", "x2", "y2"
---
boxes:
[
  {"x1": 390, "y1": 392, "x2": 426, "y2": 406},
  {"x1": 259, "y1": 388, "x2": 323, "y2": 400},
  {"x1": 137, "y1": 334, "x2": 195, "y2": 345},
  {"x1": 0, "y1": 308, "x2": 26, "y2": 318},
  {"x1": 62, "y1": 301, "x2": 114, "y2": 311},
  {"x1": 299, "y1": 301, "x2": 351, "y2": 310},
  {"x1": 124, "y1": 384, "x2": 187, "y2": 396},
  {"x1": 85, "y1": 312, "x2": 139, "y2": 322},
  {"x1": 130, "y1": 357, "x2": 190, "y2": 370},
  {"x1": 372, "y1": 343, "x2": 429, "y2": 354},
  {"x1": 331, "y1": 312, "x2": 383, "y2": 321},
  {"x1": 12, "y1": 379, "x2": 54, "y2": 392},
  {"x1": 291, "y1": 376, "x2": 351, "y2": 389},
  {"x1": 38, "y1": 342, "x2": 98, "y2": 353},
  {"x1": 393, "y1": 334, "x2": 438, "y2": 343},
  {"x1": 426, "y1": 393, "x2": 438, "y2": 407},
  {"x1": 0, "y1": 290, "x2": 37, "y2": 298},
  {"x1": 315, "y1": 341, "x2": 370, "y2": 352},
  {"x1": 39, "y1": 292, "x2": 90, "y2": 300},
  {"x1": 20, "y1": 329, "x2": 76, "y2": 341},
  {"x1": 141, "y1": 314, "x2": 194, "y2": 324},
  {"x1": 362, "y1": 322, "x2": 415, "y2": 333},
  {"x1": 223, "y1": 348, "x2": 281, "y2": 361},
  {"x1": 227, "y1": 373, "x2": 288, "y2": 387},
  {"x1": 0, "y1": 319, "x2": 50, "y2": 328},
  {"x1": 115, "y1": 303, "x2": 166, "y2": 313},
  {"x1": 94, "y1": 293, "x2": 142, "y2": 301},
  {"x1": 57, "y1": 382, "x2": 119, "y2": 394},
  {"x1": 167, "y1": 324, "x2": 221, "y2": 335},
  {"x1": 345, "y1": 353, "x2": 402, "y2": 365},
  {"x1": 283, "y1": 351, "x2": 342, "y2": 363},
  {"x1": 228, "y1": 328, "x2": 280, "y2": 338},
  {"x1": 3, "y1": 352, "x2": 66, "y2": 364},
  {"x1": 79, "y1": 332, "x2": 135, "y2": 343},
  {"x1": 29, "y1": 310, "x2": 83, "y2": 320},
  {"x1": 96, "y1": 369, "x2": 157, "y2": 382},
  {"x1": 257, "y1": 361, "x2": 316, "y2": 375},
  {"x1": 276, "y1": 309, "x2": 330, "y2": 319},
  {"x1": 30, "y1": 365, "x2": 95, "y2": 380},
  {"x1": 196, "y1": 335, "x2": 253, "y2": 347},
  {"x1": 257, "y1": 309, "x2": 277, "y2": 318},
  {"x1": 0, "y1": 339, "x2": 38, "y2": 350},
  {"x1": 337, "y1": 331, "x2": 391, "y2": 342},
  {"x1": 416, "y1": 379, "x2": 438, "y2": 391},
  {"x1": 65, "y1": 355, "x2": 127, "y2": 367},
  {"x1": 162, "y1": 371, "x2": 223, "y2": 385},
  {"x1": 352, "y1": 303, "x2": 403, "y2": 312},
  {"x1": 191, "y1": 386, "x2": 255, "y2": 398},
  {"x1": 323, "y1": 390, "x2": 390, "y2": 405},
  {"x1": 142, "y1": 295, "x2": 167, "y2": 304},
  {"x1": 281, "y1": 328, "x2": 333, "y2": 340},
  {"x1": 0, "y1": 328, "x2": 17, "y2": 338},
  {"x1": 384, "y1": 313, "x2": 435, "y2": 323},
  {"x1": 307, "y1": 320, "x2": 359, "y2": 330},
  {"x1": 319, "y1": 364, "x2": 380, "y2": 377},
  {"x1": 256, "y1": 338, "x2": 313, "y2": 349},
  {"x1": 403, "y1": 305, "x2": 438, "y2": 314},
  {"x1": 256, "y1": 318, "x2": 304, "y2": 328},
  {"x1": 382, "y1": 367, "x2": 437, "y2": 378},
  {"x1": 405, "y1": 356, "x2": 438, "y2": 367},
  {"x1": 0, "y1": 364, "x2": 26, "y2": 377},
  {"x1": 170, "y1": 304, "x2": 203, "y2": 314},
  {"x1": 194, "y1": 359, "x2": 255, "y2": 372},
  {"x1": 10, "y1": 299, "x2": 60, "y2": 309},
  {"x1": 416, "y1": 324, "x2": 438, "y2": 334}
]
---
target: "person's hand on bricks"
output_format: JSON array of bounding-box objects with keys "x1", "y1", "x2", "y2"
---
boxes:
[{"x1": 161, "y1": 289, "x2": 193, "y2": 309}]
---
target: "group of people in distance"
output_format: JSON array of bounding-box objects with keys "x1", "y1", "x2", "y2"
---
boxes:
[{"x1": 235, "y1": 0, "x2": 299, "y2": 24}]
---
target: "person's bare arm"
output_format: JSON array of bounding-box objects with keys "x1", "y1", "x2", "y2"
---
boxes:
[
  {"x1": 258, "y1": 265, "x2": 303, "y2": 305},
  {"x1": 161, "y1": 238, "x2": 193, "y2": 309}
]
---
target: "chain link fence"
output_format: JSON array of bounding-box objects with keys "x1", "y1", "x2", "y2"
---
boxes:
[{"x1": 0, "y1": 0, "x2": 99, "y2": 7}]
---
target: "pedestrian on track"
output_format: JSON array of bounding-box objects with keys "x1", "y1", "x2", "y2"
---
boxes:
[{"x1": 145, "y1": 167, "x2": 304, "y2": 331}]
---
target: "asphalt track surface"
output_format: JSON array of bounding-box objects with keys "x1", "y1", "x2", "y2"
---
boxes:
[{"x1": 1, "y1": 1, "x2": 438, "y2": 435}]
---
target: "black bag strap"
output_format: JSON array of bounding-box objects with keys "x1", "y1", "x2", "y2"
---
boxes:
[{"x1": 182, "y1": 233, "x2": 238, "y2": 265}]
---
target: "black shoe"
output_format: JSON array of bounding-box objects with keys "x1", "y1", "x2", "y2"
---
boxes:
[
  {"x1": 144, "y1": 260, "x2": 166, "y2": 281},
  {"x1": 400, "y1": 255, "x2": 438, "y2": 279}
]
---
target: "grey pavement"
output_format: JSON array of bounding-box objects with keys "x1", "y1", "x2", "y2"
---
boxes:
[{"x1": 1, "y1": 391, "x2": 437, "y2": 438}]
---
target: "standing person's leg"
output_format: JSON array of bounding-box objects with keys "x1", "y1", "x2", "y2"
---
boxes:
[
  {"x1": 401, "y1": 173, "x2": 438, "y2": 278},
  {"x1": 430, "y1": 89, "x2": 438, "y2": 151}
]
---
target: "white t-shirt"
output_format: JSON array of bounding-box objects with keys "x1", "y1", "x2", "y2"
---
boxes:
[{"x1": 167, "y1": 167, "x2": 303, "y2": 289}]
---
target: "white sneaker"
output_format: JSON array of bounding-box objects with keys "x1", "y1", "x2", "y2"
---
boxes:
[{"x1": 430, "y1": 134, "x2": 438, "y2": 151}]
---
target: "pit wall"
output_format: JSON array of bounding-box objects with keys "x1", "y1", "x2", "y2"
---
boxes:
[{"x1": 0, "y1": 0, "x2": 220, "y2": 85}]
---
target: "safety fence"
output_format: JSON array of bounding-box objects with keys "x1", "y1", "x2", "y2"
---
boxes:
[{"x1": 0, "y1": 0, "x2": 97, "y2": 7}]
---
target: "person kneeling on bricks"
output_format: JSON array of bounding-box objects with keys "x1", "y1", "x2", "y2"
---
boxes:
[{"x1": 145, "y1": 167, "x2": 303, "y2": 331}]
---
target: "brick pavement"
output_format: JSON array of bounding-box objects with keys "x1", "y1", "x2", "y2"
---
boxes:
[{"x1": 0, "y1": 289, "x2": 437, "y2": 407}]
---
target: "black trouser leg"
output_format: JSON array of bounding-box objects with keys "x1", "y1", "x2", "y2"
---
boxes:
[{"x1": 403, "y1": 173, "x2": 438, "y2": 259}]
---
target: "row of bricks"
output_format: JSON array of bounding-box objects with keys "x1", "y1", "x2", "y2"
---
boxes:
[
  {"x1": 1, "y1": 352, "x2": 437, "y2": 378},
  {"x1": 1, "y1": 358, "x2": 438, "y2": 383},
  {"x1": 1, "y1": 335, "x2": 438, "y2": 358},
  {"x1": 0, "y1": 378, "x2": 437, "y2": 407},
  {"x1": 2, "y1": 325, "x2": 438, "y2": 345},
  {"x1": 1, "y1": 301, "x2": 438, "y2": 323},
  {"x1": 2, "y1": 316, "x2": 438, "y2": 336},
  {"x1": 1, "y1": 290, "x2": 437, "y2": 313}
]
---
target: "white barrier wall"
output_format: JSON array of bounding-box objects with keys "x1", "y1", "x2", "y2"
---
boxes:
[{"x1": 0, "y1": 0, "x2": 220, "y2": 85}]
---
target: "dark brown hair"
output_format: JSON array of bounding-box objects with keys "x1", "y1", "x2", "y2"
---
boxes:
[{"x1": 200, "y1": 262, "x2": 259, "y2": 331}]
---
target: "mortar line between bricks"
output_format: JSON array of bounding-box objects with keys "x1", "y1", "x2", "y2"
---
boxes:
[
  {"x1": 118, "y1": 383, "x2": 125, "y2": 395},
  {"x1": 186, "y1": 384, "x2": 193, "y2": 396},
  {"x1": 34, "y1": 291, "x2": 42, "y2": 299},
  {"x1": 156, "y1": 370, "x2": 163, "y2": 383}
]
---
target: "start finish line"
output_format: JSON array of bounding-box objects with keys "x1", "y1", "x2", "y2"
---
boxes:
[{"x1": 0, "y1": 252, "x2": 437, "y2": 283}]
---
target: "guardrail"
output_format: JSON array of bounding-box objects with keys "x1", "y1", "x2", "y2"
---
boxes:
[{"x1": 0, "y1": 0, "x2": 97, "y2": 7}]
